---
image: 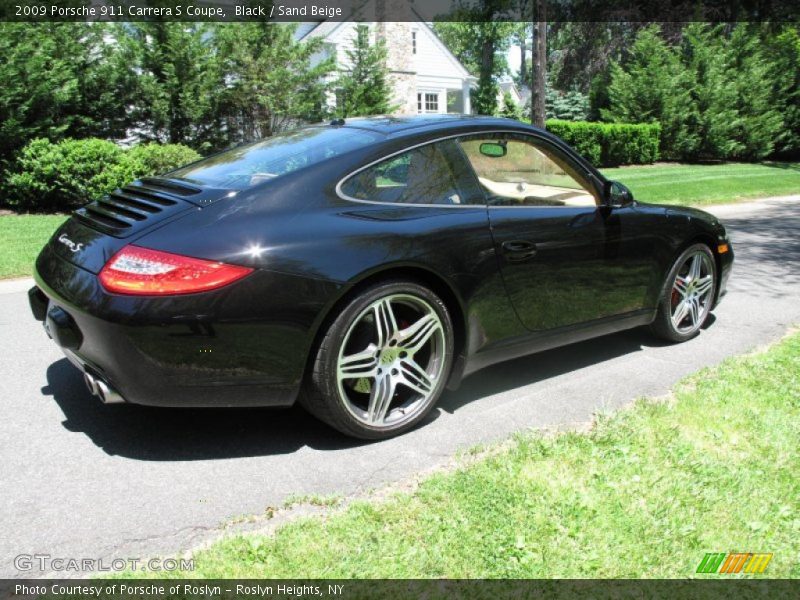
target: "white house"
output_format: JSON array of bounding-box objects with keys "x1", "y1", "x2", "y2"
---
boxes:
[{"x1": 294, "y1": 6, "x2": 476, "y2": 115}]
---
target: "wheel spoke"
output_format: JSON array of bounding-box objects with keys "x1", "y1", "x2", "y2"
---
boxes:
[
  {"x1": 397, "y1": 313, "x2": 441, "y2": 355},
  {"x1": 689, "y1": 254, "x2": 702, "y2": 281},
  {"x1": 373, "y1": 299, "x2": 398, "y2": 347},
  {"x1": 687, "y1": 298, "x2": 700, "y2": 327},
  {"x1": 338, "y1": 345, "x2": 379, "y2": 380},
  {"x1": 367, "y1": 372, "x2": 396, "y2": 424},
  {"x1": 398, "y1": 359, "x2": 435, "y2": 396},
  {"x1": 695, "y1": 275, "x2": 714, "y2": 298},
  {"x1": 672, "y1": 301, "x2": 689, "y2": 328},
  {"x1": 673, "y1": 275, "x2": 689, "y2": 298}
]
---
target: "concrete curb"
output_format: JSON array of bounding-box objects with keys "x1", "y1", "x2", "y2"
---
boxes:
[{"x1": 0, "y1": 277, "x2": 35, "y2": 295}]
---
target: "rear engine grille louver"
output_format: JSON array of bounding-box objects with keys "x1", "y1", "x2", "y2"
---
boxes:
[{"x1": 74, "y1": 178, "x2": 201, "y2": 237}]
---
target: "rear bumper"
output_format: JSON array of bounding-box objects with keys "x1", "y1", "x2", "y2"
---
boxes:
[{"x1": 32, "y1": 244, "x2": 340, "y2": 408}]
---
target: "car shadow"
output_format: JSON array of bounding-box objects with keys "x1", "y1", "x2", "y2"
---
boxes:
[
  {"x1": 45, "y1": 326, "x2": 658, "y2": 461},
  {"x1": 439, "y1": 327, "x2": 655, "y2": 412},
  {"x1": 44, "y1": 358, "x2": 366, "y2": 460}
]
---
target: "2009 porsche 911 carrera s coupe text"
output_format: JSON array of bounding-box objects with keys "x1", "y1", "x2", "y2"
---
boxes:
[{"x1": 29, "y1": 115, "x2": 733, "y2": 439}]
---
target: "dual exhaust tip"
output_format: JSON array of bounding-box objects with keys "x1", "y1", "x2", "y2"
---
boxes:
[{"x1": 83, "y1": 372, "x2": 125, "y2": 404}]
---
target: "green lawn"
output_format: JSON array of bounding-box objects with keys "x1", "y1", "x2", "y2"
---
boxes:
[
  {"x1": 0, "y1": 214, "x2": 66, "y2": 279},
  {"x1": 603, "y1": 161, "x2": 800, "y2": 206},
  {"x1": 133, "y1": 331, "x2": 799, "y2": 579}
]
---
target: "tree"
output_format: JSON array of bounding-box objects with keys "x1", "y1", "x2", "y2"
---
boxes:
[
  {"x1": 511, "y1": 23, "x2": 531, "y2": 89},
  {"x1": 434, "y1": 16, "x2": 514, "y2": 115},
  {"x1": 214, "y1": 22, "x2": 333, "y2": 143},
  {"x1": 499, "y1": 91, "x2": 522, "y2": 120},
  {"x1": 602, "y1": 26, "x2": 696, "y2": 159},
  {"x1": 531, "y1": 1, "x2": 547, "y2": 127},
  {"x1": 0, "y1": 23, "x2": 131, "y2": 171},
  {"x1": 117, "y1": 22, "x2": 225, "y2": 151},
  {"x1": 604, "y1": 24, "x2": 785, "y2": 161},
  {"x1": 546, "y1": 87, "x2": 590, "y2": 121},
  {"x1": 335, "y1": 25, "x2": 395, "y2": 118},
  {"x1": 759, "y1": 24, "x2": 800, "y2": 157}
]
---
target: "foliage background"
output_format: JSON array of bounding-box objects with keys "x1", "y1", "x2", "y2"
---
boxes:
[{"x1": 0, "y1": 20, "x2": 797, "y2": 212}]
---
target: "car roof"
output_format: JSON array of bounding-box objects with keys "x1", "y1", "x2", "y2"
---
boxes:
[
  {"x1": 327, "y1": 114, "x2": 605, "y2": 183},
  {"x1": 336, "y1": 114, "x2": 541, "y2": 137}
]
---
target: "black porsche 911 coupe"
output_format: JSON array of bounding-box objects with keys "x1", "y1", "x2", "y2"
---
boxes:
[{"x1": 30, "y1": 115, "x2": 733, "y2": 439}]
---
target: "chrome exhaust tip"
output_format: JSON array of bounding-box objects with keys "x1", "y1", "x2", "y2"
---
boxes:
[
  {"x1": 84, "y1": 370, "x2": 125, "y2": 404},
  {"x1": 96, "y1": 379, "x2": 125, "y2": 404},
  {"x1": 84, "y1": 372, "x2": 99, "y2": 396}
]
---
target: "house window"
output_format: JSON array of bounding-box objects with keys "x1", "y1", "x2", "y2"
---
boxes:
[
  {"x1": 417, "y1": 92, "x2": 439, "y2": 114},
  {"x1": 412, "y1": 30, "x2": 417, "y2": 54}
]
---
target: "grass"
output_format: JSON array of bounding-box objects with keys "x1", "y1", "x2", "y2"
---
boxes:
[
  {"x1": 0, "y1": 214, "x2": 66, "y2": 279},
  {"x1": 2, "y1": 161, "x2": 799, "y2": 279},
  {"x1": 602, "y1": 161, "x2": 800, "y2": 206},
  {"x1": 132, "y1": 331, "x2": 800, "y2": 578}
]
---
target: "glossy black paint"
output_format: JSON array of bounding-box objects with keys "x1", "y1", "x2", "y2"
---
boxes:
[{"x1": 33, "y1": 115, "x2": 733, "y2": 408}]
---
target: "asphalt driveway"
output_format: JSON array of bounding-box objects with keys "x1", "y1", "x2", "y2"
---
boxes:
[{"x1": 1, "y1": 196, "x2": 799, "y2": 577}]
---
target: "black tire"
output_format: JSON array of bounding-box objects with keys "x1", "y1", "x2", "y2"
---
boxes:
[
  {"x1": 300, "y1": 279, "x2": 454, "y2": 440},
  {"x1": 649, "y1": 243, "x2": 717, "y2": 343}
]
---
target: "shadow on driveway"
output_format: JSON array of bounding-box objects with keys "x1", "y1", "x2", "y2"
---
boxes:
[{"x1": 44, "y1": 326, "x2": 659, "y2": 461}]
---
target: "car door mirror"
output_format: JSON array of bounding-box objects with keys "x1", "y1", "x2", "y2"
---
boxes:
[{"x1": 606, "y1": 180, "x2": 634, "y2": 207}]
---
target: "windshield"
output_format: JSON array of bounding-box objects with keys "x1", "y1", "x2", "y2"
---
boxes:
[{"x1": 169, "y1": 127, "x2": 382, "y2": 190}]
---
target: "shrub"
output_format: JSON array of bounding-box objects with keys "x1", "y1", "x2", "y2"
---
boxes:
[
  {"x1": 5, "y1": 138, "x2": 138, "y2": 212},
  {"x1": 546, "y1": 120, "x2": 660, "y2": 167},
  {"x1": 4, "y1": 139, "x2": 202, "y2": 212},
  {"x1": 545, "y1": 88, "x2": 590, "y2": 121},
  {"x1": 127, "y1": 143, "x2": 202, "y2": 178}
]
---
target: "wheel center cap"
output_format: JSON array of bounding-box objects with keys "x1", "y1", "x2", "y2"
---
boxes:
[{"x1": 380, "y1": 347, "x2": 399, "y2": 365}]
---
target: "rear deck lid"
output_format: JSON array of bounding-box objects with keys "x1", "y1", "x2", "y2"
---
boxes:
[{"x1": 50, "y1": 177, "x2": 230, "y2": 274}]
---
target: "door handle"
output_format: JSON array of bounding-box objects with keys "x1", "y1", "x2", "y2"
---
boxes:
[{"x1": 502, "y1": 240, "x2": 538, "y2": 261}]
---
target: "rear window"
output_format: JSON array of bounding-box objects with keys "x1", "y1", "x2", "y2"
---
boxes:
[{"x1": 169, "y1": 127, "x2": 382, "y2": 190}]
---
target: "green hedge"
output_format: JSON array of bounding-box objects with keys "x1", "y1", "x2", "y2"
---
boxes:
[
  {"x1": 545, "y1": 120, "x2": 661, "y2": 167},
  {"x1": 4, "y1": 139, "x2": 201, "y2": 213},
  {"x1": 127, "y1": 143, "x2": 202, "y2": 178}
]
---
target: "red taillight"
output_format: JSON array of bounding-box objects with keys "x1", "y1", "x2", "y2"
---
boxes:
[{"x1": 99, "y1": 245, "x2": 253, "y2": 295}]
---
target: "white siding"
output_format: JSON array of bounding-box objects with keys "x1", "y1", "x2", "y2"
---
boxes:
[{"x1": 412, "y1": 25, "x2": 470, "y2": 80}]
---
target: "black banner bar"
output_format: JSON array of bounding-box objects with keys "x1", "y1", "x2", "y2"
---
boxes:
[
  {"x1": 0, "y1": 0, "x2": 797, "y2": 22},
  {"x1": 2, "y1": 579, "x2": 800, "y2": 600}
]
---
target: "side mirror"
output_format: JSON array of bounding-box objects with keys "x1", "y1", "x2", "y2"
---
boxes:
[{"x1": 606, "y1": 180, "x2": 634, "y2": 207}]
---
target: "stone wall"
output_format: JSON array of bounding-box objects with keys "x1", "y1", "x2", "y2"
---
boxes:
[{"x1": 377, "y1": 19, "x2": 417, "y2": 115}]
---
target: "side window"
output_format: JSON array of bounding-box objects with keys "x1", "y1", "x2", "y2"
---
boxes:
[
  {"x1": 341, "y1": 141, "x2": 473, "y2": 206},
  {"x1": 458, "y1": 135, "x2": 599, "y2": 207}
]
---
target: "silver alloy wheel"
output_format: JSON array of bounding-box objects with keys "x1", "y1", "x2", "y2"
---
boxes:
[
  {"x1": 336, "y1": 293, "x2": 446, "y2": 428},
  {"x1": 670, "y1": 251, "x2": 715, "y2": 334}
]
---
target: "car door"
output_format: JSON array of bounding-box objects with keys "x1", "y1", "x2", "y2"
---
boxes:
[{"x1": 456, "y1": 132, "x2": 652, "y2": 333}]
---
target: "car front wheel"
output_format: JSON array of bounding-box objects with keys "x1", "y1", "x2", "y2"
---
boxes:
[
  {"x1": 650, "y1": 243, "x2": 717, "y2": 343},
  {"x1": 301, "y1": 280, "x2": 454, "y2": 440}
]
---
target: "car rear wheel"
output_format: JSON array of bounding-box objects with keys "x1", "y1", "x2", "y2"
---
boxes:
[
  {"x1": 301, "y1": 280, "x2": 454, "y2": 440},
  {"x1": 650, "y1": 243, "x2": 717, "y2": 343}
]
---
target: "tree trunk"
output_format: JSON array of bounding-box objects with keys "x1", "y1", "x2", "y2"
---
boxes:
[
  {"x1": 531, "y1": 1, "x2": 547, "y2": 128},
  {"x1": 480, "y1": 33, "x2": 495, "y2": 113},
  {"x1": 520, "y1": 38, "x2": 528, "y2": 88}
]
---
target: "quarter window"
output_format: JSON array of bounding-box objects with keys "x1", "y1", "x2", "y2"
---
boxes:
[
  {"x1": 458, "y1": 135, "x2": 598, "y2": 207},
  {"x1": 340, "y1": 141, "x2": 473, "y2": 206}
]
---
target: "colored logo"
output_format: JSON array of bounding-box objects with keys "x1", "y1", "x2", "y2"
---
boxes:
[{"x1": 696, "y1": 552, "x2": 773, "y2": 574}]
